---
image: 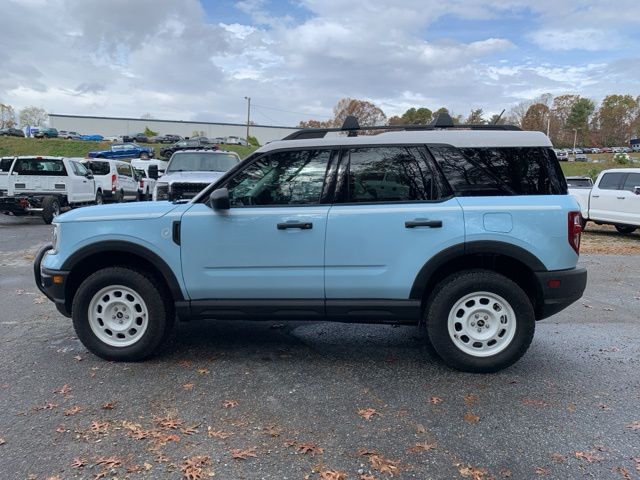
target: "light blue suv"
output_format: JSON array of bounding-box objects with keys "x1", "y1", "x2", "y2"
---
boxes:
[{"x1": 34, "y1": 114, "x2": 587, "y2": 372}]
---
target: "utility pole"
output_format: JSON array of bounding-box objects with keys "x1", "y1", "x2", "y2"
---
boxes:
[
  {"x1": 244, "y1": 96, "x2": 251, "y2": 145},
  {"x1": 573, "y1": 128, "x2": 578, "y2": 153}
]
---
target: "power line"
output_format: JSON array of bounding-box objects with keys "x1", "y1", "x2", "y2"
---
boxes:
[{"x1": 252, "y1": 106, "x2": 280, "y2": 125}]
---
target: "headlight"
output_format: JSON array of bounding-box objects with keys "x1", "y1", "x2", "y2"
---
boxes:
[
  {"x1": 154, "y1": 183, "x2": 169, "y2": 201},
  {"x1": 51, "y1": 223, "x2": 60, "y2": 253}
]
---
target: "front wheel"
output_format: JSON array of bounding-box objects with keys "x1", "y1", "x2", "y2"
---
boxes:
[
  {"x1": 615, "y1": 225, "x2": 636, "y2": 234},
  {"x1": 71, "y1": 267, "x2": 174, "y2": 361},
  {"x1": 42, "y1": 196, "x2": 60, "y2": 224},
  {"x1": 425, "y1": 270, "x2": 535, "y2": 373}
]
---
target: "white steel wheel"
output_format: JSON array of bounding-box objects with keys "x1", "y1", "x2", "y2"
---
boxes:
[
  {"x1": 87, "y1": 285, "x2": 149, "y2": 347},
  {"x1": 447, "y1": 291, "x2": 517, "y2": 357}
]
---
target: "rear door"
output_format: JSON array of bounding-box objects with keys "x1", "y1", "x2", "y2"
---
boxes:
[
  {"x1": 590, "y1": 172, "x2": 627, "y2": 223},
  {"x1": 324, "y1": 145, "x2": 464, "y2": 309},
  {"x1": 619, "y1": 172, "x2": 640, "y2": 226}
]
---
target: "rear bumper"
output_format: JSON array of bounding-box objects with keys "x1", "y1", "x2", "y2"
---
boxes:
[
  {"x1": 34, "y1": 244, "x2": 71, "y2": 317},
  {"x1": 535, "y1": 267, "x2": 587, "y2": 320}
]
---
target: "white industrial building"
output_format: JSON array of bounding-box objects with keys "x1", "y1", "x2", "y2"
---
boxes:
[{"x1": 48, "y1": 114, "x2": 298, "y2": 145}]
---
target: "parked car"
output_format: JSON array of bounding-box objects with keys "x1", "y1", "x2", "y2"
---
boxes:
[
  {"x1": 212, "y1": 137, "x2": 225, "y2": 144},
  {"x1": 151, "y1": 149, "x2": 241, "y2": 201},
  {"x1": 58, "y1": 131, "x2": 82, "y2": 140},
  {"x1": 87, "y1": 143, "x2": 154, "y2": 159},
  {"x1": 34, "y1": 128, "x2": 58, "y2": 139},
  {"x1": 569, "y1": 168, "x2": 640, "y2": 232},
  {"x1": 81, "y1": 134, "x2": 104, "y2": 141},
  {"x1": 105, "y1": 135, "x2": 123, "y2": 143},
  {"x1": 565, "y1": 176, "x2": 593, "y2": 189},
  {"x1": 574, "y1": 153, "x2": 588, "y2": 162},
  {"x1": 554, "y1": 149, "x2": 568, "y2": 161},
  {"x1": 162, "y1": 134, "x2": 183, "y2": 144},
  {"x1": 0, "y1": 127, "x2": 25, "y2": 137},
  {"x1": 133, "y1": 168, "x2": 155, "y2": 201},
  {"x1": 0, "y1": 156, "x2": 98, "y2": 223},
  {"x1": 601, "y1": 147, "x2": 613, "y2": 153},
  {"x1": 159, "y1": 139, "x2": 217, "y2": 159},
  {"x1": 123, "y1": 133, "x2": 149, "y2": 143},
  {"x1": 82, "y1": 158, "x2": 139, "y2": 203},
  {"x1": 34, "y1": 114, "x2": 587, "y2": 372},
  {"x1": 0, "y1": 156, "x2": 16, "y2": 196},
  {"x1": 224, "y1": 136, "x2": 247, "y2": 146},
  {"x1": 148, "y1": 135, "x2": 166, "y2": 143}
]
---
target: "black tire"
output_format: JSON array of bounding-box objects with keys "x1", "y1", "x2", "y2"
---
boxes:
[
  {"x1": 580, "y1": 217, "x2": 587, "y2": 230},
  {"x1": 425, "y1": 270, "x2": 535, "y2": 373},
  {"x1": 114, "y1": 190, "x2": 124, "y2": 203},
  {"x1": 41, "y1": 196, "x2": 60, "y2": 224},
  {"x1": 615, "y1": 225, "x2": 636, "y2": 234},
  {"x1": 71, "y1": 267, "x2": 175, "y2": 361},
  {"x1": 95, "y1": 191, "x2": 104, "y2": 205}
]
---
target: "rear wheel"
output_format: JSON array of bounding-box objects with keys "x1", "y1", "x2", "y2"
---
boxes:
[
  {"x1": 425, "y1": 270, "x2": 535, "y2": 373},
  {"x1": 42, "y1": 196, "x2": 60, "y2": 224},
  {"x1": 71, "y1": 267, "x2": 174, "y2": 361},
  {"x1": 95, "y1": 191, "x2": 104, "y2": 205},
  {"x1": 114, "y1": 189, "x2": 124, "y2": 203},
  {"x1": 615, "y1": 225, "x2": 636, "y2": 234}
]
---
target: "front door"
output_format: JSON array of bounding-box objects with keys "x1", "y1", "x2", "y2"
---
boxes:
[
  {"x1": 619, "y1": 172, "x2": 640, "y2": 225},
  {"x1": 590, "y1": 171, "x2": 627, "y2": 223},
  {"x1": 180, "y1": 148, "x2": 334, "y2": 302},
  {"x1": 69, "y1": 161, "x2": 95, "y2": 202}
]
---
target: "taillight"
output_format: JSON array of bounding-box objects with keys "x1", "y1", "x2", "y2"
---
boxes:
[
  {"x1": 568, "y1": 211, "x2": 582, "y2": 254},
  {"x1": 111, "y1": 174, "x2": 116, "y2": 193},
  {"x1": 139, "y1": 179, "x2": 144, "y2": 188}
]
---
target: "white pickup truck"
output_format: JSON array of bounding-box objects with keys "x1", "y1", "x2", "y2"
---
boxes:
[
  {"x1": 569, "y1": 168, "x2": 640, "y2": 234},
  {"x1": 0, "y1": 156, "x2": 98, "y2": 224}
]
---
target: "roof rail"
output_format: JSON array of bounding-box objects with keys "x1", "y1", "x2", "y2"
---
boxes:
[{"x1": 282, "y1": 112, "x2": 521, "y2": 140}]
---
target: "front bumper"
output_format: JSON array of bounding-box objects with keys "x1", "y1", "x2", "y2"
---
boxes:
[
  {"x1": 34, "y1": 244, "x2": 71, "y2": 317},
  {"x1": 535, "y1": 267, "x2": 587, "y2": 320}
]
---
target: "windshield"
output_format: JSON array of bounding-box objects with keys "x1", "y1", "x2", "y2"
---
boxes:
[{"x1": 166, "y1": 152, "x2": 239, "y2": 173}]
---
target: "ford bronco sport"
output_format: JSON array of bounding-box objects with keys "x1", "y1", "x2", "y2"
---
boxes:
[{"x1": 34, "y1": 114, "x2": 587, "y2": 372}]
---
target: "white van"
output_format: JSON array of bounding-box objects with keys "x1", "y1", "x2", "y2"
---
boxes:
[{"x1": 82, "y1": 158, "x2": 139, "y2": 203}]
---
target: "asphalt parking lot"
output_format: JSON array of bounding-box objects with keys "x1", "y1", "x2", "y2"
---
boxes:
[{"x1": 0, "y1": 215, "x2": 639, "y2": 480}]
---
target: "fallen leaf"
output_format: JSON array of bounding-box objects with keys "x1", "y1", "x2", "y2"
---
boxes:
[
  {"x1": 575, "y1": 451, "x2": 603, "y2": 463},
  {"x1": 231, "y1": 447, "x2": 257, "y2": 460},
  {"x1": 0, "y1": 438, "x2": 5, "y2": 445},
  {"x1": 71, "y1": 458, "x2": 86, "y2": 468},
  {"x1": 89, "y1": 421, "x2": 109, "y2": 434},
  {"x1": 320, "y1": 471, "x2": 347, "y2": 480},
  {"x1": 521, "y1": 398, "x2": 550, "y2": 407},
  {"x1": 178, "y1": 359, "x2": 193, "y2": 368},
  {"x1": 207, "y1": 427, "x2": 233, "y2": 439},
  {"x1": 297, "y1": 442, "x2": 324, "y2": 455},
  {"x1": 625, "y1": 421, "x2": 640, "y2": 430},
  {"x1": 360, "y1": 475, "x2": 376, "y2": 480},
  {"x1": 464, "y1": 394, "x2": 479, "y2": 407},
  {"x1": 263, "y1": 425, "x2": 282, "y2": 437},
  {"x1": 408, "y1": 441, "x2": 437, "y2": 453},
  {"x1": 126, "y1": 464, "x2": 143, "y2": 473},
  {"x1": 551, "y1": 453, "x2": 566, "y2": 463},
  {"x1": 155, "y1": 416, "x2": 183, "y2": 430},
  {"x1": 54, "y1": 384, "x2": 71, "y2": 396},
  {"x1": 33, "y1": 295, "x2": 46, "y2": 304},
  {"x1": 464, "y1": 412, "x2": 480, "y2": 424},
  {"x1": 369, "y1": 454, "x2": 399, "y2": 475},
  {"x1": 415, "y1": 423, "x2": 426, "y2": 434},
  {"x1": 613, "y1": 466, "x2": 632, "y2": 479},
  {"x1": 196, "y1": 368, "x2": 209, "y2": 375},
  {"x1": 458, "y1": 464, "x2": 488, "y2": 479},
  {"x1": 95, "y1": 456, "x2": 122, "y2": 468},
  {"x1": 429, "y1": 396, "x2": 443, "y2": 405},
  {"x1": 500, "y1": 468, "x2": 512, "y2": 478},
  {"x1": 34, "y1": 402, "x2": 58, "y2": 411},
  {"x1": 101, "y1": 402, "x2": 116, "y2": 410},
  {"x1": 583, "y1": 304, "x2": 593, "y2": 309},
  {"x1": 182, "y1": 383, "x2": 195, "y2": 391},
  {"x1": 181, "y1": 455, "x2": 210, "y2": 480},
  {"x1": 534, "y1": 467, "x2": 549, "y2": 476},
  {"x1": 357, "y1": 408, "x2": 381, "y2": 420},
  {"x1": 180, "y1": 425, "x2": 199, "y2": 435},
  {"x1": 63, "y1": 406, "x2": 82, "y2": 416},
  {"x1": 73, "y1": 355, "x2": 82, "y2": 361},
  {"x1": 55, "y1": 425, "x2": 66, "y2": 433},
  {"x1": 223, "y1": 400, "x2": 238, "y2": 409}
]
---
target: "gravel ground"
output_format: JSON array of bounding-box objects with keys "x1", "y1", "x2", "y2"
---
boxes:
[{"x1": 0, "y1": 215, "x2": 639, "y2": 480}]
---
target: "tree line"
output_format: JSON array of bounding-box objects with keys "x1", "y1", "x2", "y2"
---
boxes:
[
  {"x1": 299, "y1": 95, "x2": 640, "y2": 148},
  {"x1": 0, "y1": 104, "x2": 48, "y2": 130}
]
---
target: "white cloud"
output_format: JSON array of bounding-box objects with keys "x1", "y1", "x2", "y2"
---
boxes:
[{"x1": 529, "y1": 28, "x2": 621, "y2": 51}]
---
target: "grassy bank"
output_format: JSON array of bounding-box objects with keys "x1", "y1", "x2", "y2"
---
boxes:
[{"x1": 0, "y1": 137, "x2": 258, "y2": 160}]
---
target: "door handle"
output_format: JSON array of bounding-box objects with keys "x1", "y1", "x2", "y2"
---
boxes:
[
  {"x1": 591, "y1": 195, "x2": 599, "y2": 198},
  {"x1": 405, "y1": 219, "x2": 443, "y2": 228},
  {"x1": 616, "y1": 196, "x2": 625, "y2": 200},
  {"x1": 277, "y1": 222, "x2": 313, "y2": 230}
]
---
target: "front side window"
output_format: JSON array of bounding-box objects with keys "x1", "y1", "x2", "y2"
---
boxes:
[
  {"x1": 339, "y1": 146, "x2": 440, "y2": 203},
  {"x1": 72, "y1": 161, "x2": 88, "y2": 176},
  {"x1": 116, "y1": 163, "x2": 131, "y2": 177},
  {"x1": 224, "y1": 149, "x2": 331, "y2": 206}
]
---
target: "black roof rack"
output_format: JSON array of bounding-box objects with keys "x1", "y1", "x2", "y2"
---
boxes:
[{"x1": 282, "y1": 112, "x2": 521, "y2": 140}]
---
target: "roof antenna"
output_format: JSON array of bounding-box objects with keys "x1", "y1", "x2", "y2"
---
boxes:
[{"x1": 493, "y1": 109, "x2": 505, "y2": 125}]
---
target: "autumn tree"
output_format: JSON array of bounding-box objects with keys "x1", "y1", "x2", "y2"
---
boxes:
[
  {"x1": 464, "y1": 108, "x2": 486, "y2": 125},
  {"x1": 298, "y1": 119, "x2": 333, "y2": 128},
  {"x1": 0, "y1": 103, "x2": 16, "y2": 128},
  {"x1": 389, "y1": 107, "x2": 433, "y2": 125},
  {"x1": 299, "y1": 98, "x2": 386, "y2": 130},
  {"x1": 18, "y1": 106, "x2": 47, "y2": 127},
  {"x1": 592, "y1": 94, "x2": 639, "y2": 146},
  {"x1": 521, "y1": 103, "x2": 550, "y2": 133}
]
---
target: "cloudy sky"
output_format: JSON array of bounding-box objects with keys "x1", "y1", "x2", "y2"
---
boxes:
[{"x1": 1, "y1": 0, "x2": 639, "y2": 126}]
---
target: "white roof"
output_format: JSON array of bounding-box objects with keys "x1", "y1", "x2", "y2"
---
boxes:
[
  {"x1": 600, "y1": 168, "x2": 640, "y2": 174},
  {"x1": 258, "y1": 129, "x2": 552, "y2": 154}
]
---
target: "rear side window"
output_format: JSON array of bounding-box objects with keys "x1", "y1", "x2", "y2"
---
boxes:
[
  {"x1": 86, "y1": 161, "x2": 110, "y2": 175},
  {"x1": 0, "y1": 158, "x2": 13, "y2": 172},
  {"x1": 13, "y1": 158, "x2": 67, "y2": 176},
  {"x1": 116, "y1": 163, "x2": 132, "y2": 177},
  {"x1": 339, "y1": 146, "x2": 441, "y2": 203},
  {"x1": 622, "y1": 173, "x2": 640, "y2": 192},
  {"x1": 430, "y1": 146, "x2": 567, "y2": 196},
  {"x1": 598, "y1": 172, "x2": 625, "y2": 190}
]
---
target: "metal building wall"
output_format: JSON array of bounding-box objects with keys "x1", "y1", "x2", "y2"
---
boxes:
[{"x1": 48, "y1": 115, "x2": 298, "y2": 145}]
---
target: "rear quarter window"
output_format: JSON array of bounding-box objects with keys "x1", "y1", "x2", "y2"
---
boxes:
[
  {"x1": 85, "y1": 161, "x2": 111, "y2": 176},
  {"x1": 429, "y1": 146, "x2": 567, "y2": 196}
]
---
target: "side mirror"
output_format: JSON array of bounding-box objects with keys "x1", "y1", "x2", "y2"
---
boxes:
[
  {"x1": 85, "y1": 170, "x2": 93, "y2": 179},
  {"x1": 148, "y1": 164, "x2": 158, "y2": 180},
  {"x1": 208, "y1": 188, "x2": 230, "y2": 210},
  {"x1": 634, "y1": 186, "x2": 640, "y2": 195}
]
